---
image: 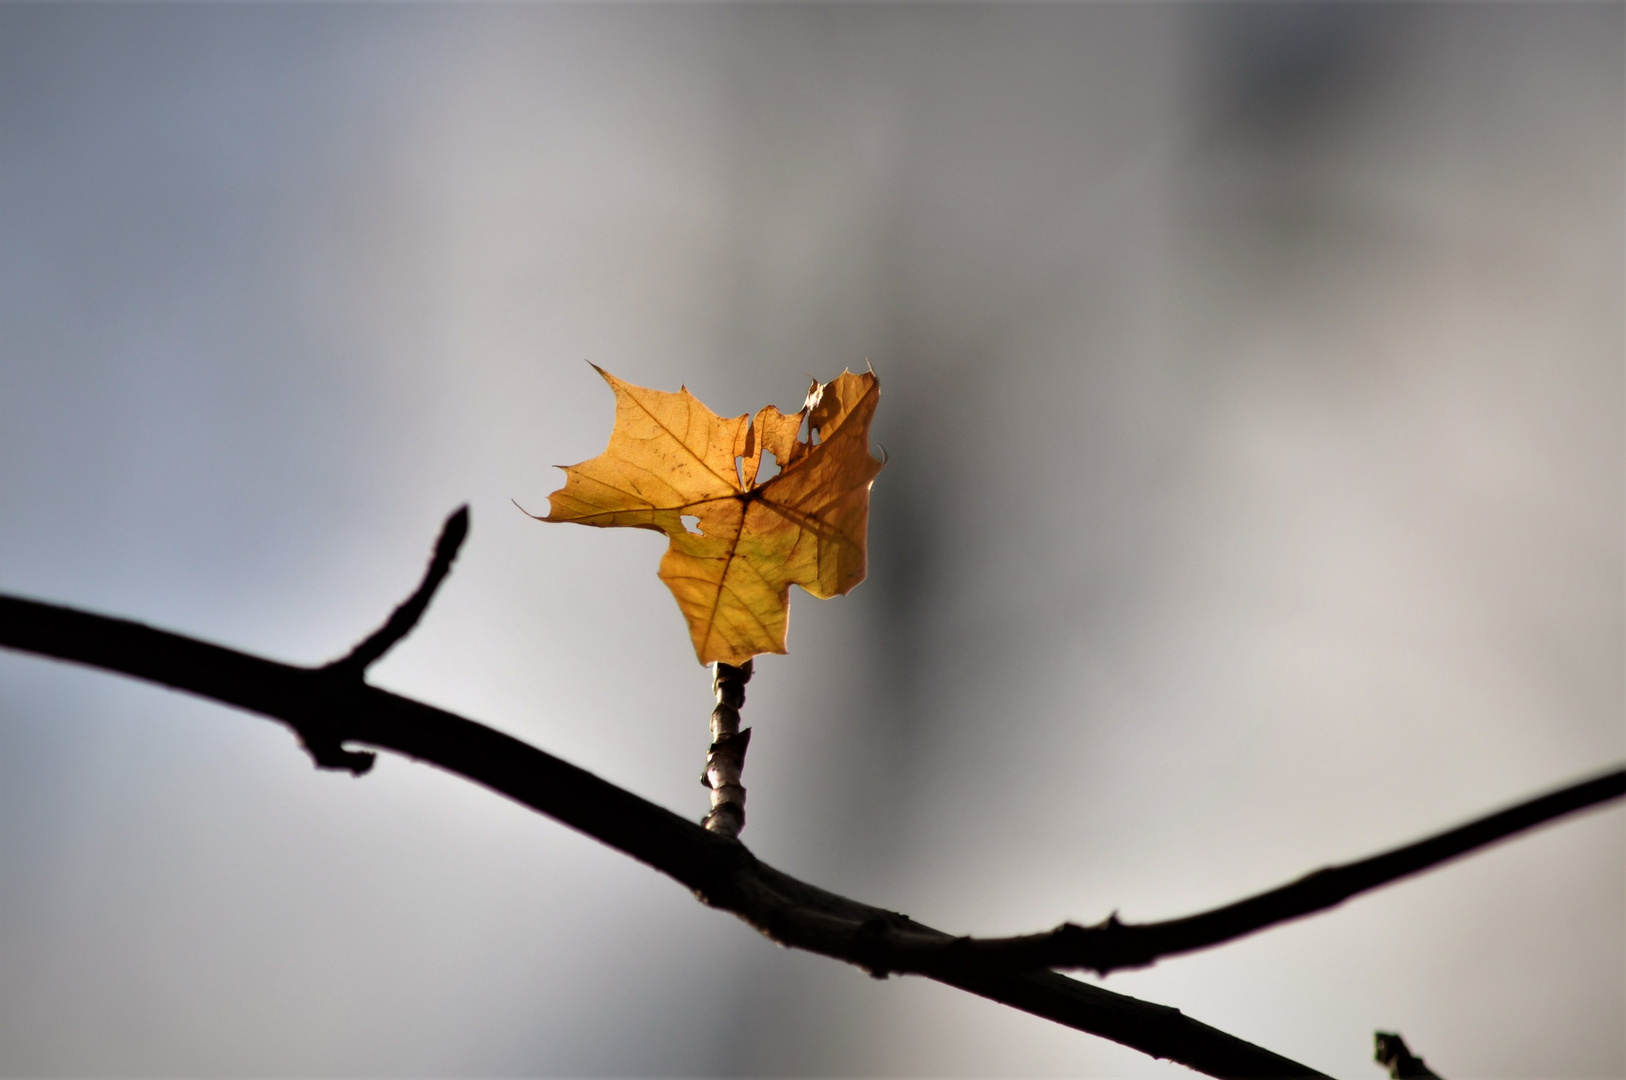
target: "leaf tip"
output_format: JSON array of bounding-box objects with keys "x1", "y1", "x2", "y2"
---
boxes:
[
  {"x1": 511, "y1": 496, "x2": 552, "y2": 522},
  {"x1": 587, "y1": 362, "x2": 624, "y2": 392}
]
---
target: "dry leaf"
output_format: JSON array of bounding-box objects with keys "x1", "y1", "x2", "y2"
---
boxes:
[{"x1": 536, "y1": 366, "x2": 882, "y2": 665}]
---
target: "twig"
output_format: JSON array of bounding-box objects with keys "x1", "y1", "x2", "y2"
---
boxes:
[
  {"x1": 324, "y1": 505, "x2": 469, "y2": 678},
  {"x1": 872, "y1": 765, "x2": 1626, "y2": 976},
  {"x1": 1374, "y1": 1032, "x2": 1443, "y2": 1079},
  {"x1": 702, "y1": 660, "x2": 753, "y2": 836},
  {"x1": 0, "y1": 589, "x2": 1326, "y2": 1078},
  {"x1": 288, "y1": 504, "x2": 468, "y2": 772}
]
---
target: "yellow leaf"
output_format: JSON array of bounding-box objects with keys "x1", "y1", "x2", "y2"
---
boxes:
[{"x1": 536, "y1": 366, "x2": 882, "y2": 665}]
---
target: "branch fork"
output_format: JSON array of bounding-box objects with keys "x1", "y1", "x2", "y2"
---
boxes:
[{"x1": 291, "y1": 505, "x2": 470, "y2": 775}]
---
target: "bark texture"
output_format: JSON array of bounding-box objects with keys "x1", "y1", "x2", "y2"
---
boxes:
[{"x1": 702, "y1": 660, "x2": 753, "y2": 837}]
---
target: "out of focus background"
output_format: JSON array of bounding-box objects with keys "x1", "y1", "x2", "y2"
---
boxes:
[{"x1": 2, "y1": 4, "x2": 1621, "y2": 1077}]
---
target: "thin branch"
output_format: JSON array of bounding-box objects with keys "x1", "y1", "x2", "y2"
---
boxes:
[
  {"x1": 874, "y1": 766, "x2": 1626, "y2": 977},
  {"x1": 284, "y1": 506, "x2": 468, "y2": 773},
  {"x1": 0, "y1": 590, "x2": 1327, "y2": 1079},
  {"x1": 1374, "y1": 1032, "x2": 1443, "y2": 1079},
  {"x1": 325, "y1": 505, "x2": 469, "y2": 677},
  {"x1": 702, "y1": 660, "x2": 753, "y2": 837}
]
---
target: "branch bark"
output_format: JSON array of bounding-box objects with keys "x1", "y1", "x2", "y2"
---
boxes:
[
  {"x1": 4, "y1": 514, "x2": 1619, "y2": 1076},
  {"x1": 702, "y1": 660, "x2": 753, "y2": 837},
  {"x1": 0, "y1": 590, "x2": 1325, "y2": 1078},
  {"x1": 325, "y1": 504, "x2": 468, "y2": 677},
  {"x1": 870, "y1": 766, "x2": 1626, "y2": 977},
  {"x1": 1374, "y1": 1032, "x2": 1444, "y2": 1079}
]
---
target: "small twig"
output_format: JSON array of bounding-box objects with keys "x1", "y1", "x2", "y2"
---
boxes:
[
  {"x1": 872, "y1": 765, "x2": 1626, "y2": 976},
  {"x1": 301, "y1": 505, "x2": 467, "y2": 772},
  {"x1": 294, "y1": 724, "x2": 378, "y2": 775},
  {"x1": 324, "y1": 505, "x2": 469, "y2": 678},
  {"x1": 1374, "y1": 1032, "x2": 1443, "y2": 1079},
  {"x1": 702, "y1": 660, "x2": 753, "y2": 837}
]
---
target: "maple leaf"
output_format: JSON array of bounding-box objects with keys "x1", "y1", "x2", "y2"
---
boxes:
[{"x1": 535, "y1": 366, "x2": 882, "y2": 665}]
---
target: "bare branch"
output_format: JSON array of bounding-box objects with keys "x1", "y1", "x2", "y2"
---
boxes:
[
  {"x1": 1374, "y1": 1032, "x2": 1443, "y2": 1079},
  {"x1": 702, "y1": 660, "x2": 753, "y2": 836},
  {"x1": 324, "y1": 505, "x2": 469, "y2": 677},
  {"x1": 873, "y1": 765, "x2": 1625, "y2": 977},
  {"x1": 0, "y1": 590, "x2": 1328, "y2": 1078}
]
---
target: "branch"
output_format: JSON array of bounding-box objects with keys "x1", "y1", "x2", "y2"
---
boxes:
[
  {"x1": 325, "y1": 505, "x2": 469, "y2": 676},
  {"x1": 276, "y1": 505, "x2": 468, "y2": 773},
  {"x1": 702, "y1": 660, "x2": 753, "y2": 837},
  {"x1": 1374, "y1": 1032, "x2": 1443, "y2": 1079},
  {"x1": 873, "y1": 765, "x2": 1626, "y2": 977},
  {"x1": 0, "y1": 591, "x2": 1327, "y2": 1078},
  {"x1": 10, "y1": 513, "x2": 1614, "y2": 1075}
]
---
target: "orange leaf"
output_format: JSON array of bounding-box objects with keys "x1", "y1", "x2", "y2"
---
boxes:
[{"x1": 536, "y1": 366, "x2": 882, "y2": 665}]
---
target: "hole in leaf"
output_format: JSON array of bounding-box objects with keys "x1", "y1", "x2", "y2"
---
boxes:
[
  {"x1": 680, "y1": 515, "x2": 703, "y2": 535},
  {"x1": 756, "y1": 450, "x2": 781, "y2": 483},
  {"x1": 735, "y1": 456, "x2": 746, "y2": 487}
]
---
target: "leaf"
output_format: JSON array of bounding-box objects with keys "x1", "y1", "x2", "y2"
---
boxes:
[{"x1": 536, "y1": 366, "x2": 883, "y2": 665}]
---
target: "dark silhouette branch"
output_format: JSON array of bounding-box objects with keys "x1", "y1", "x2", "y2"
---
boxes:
[
  {"x1": 284, "y1": 505, "x2": 467, "y2": 774},
  {"x1": 325, "y1": 504, "x2": 469, "y2": 677},
  {"x1": 5, "y1": 510, "x2": 1618, "y2": 1076},
  {"x1": 0, "y1": 593, "x2": 1325, "y2": 1077},
  {"x1": 1374, "y1": 1032, "x2": 1443, "y2": 1079},
  {"x1": 872, "y1": 765, "x2": 1626, "y2": 977}
]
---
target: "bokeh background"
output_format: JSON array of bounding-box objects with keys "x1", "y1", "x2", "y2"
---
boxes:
[{"x1": 2, "y1": 4, "x2": 1621, "y2": 1077}]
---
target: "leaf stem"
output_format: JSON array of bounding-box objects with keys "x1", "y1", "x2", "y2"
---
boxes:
[{"x1": 702, "y1": 660, "x2": 753, "y2": 836}]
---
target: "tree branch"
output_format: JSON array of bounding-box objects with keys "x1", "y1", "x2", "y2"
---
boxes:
[
  {"x1": 7, "y1": 512, "x2": 1617, "y2": 1076},
  {"x1": 325, "y1": 504, "x2": 469, "y2": 677},
  {"x1": 1374, "y1": 1032, "x2": 1443, "y2": 1079},
  {"x1": 0, "y1": 590, "x2": 1328, "y2": 1078},
  {"x1": 702, "y1": 660, "x2": 753, "y2": 836},
  {"x1": 871, "y1": 765, "x2": 1626, "y2": 977},
  {"x1": 277, "y1": 506, "x2": 468, "y2": 774}
]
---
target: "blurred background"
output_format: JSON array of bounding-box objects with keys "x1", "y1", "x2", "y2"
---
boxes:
[{"x1": 2, "y1": 4, "x2": 1621, "y2": 1077}]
